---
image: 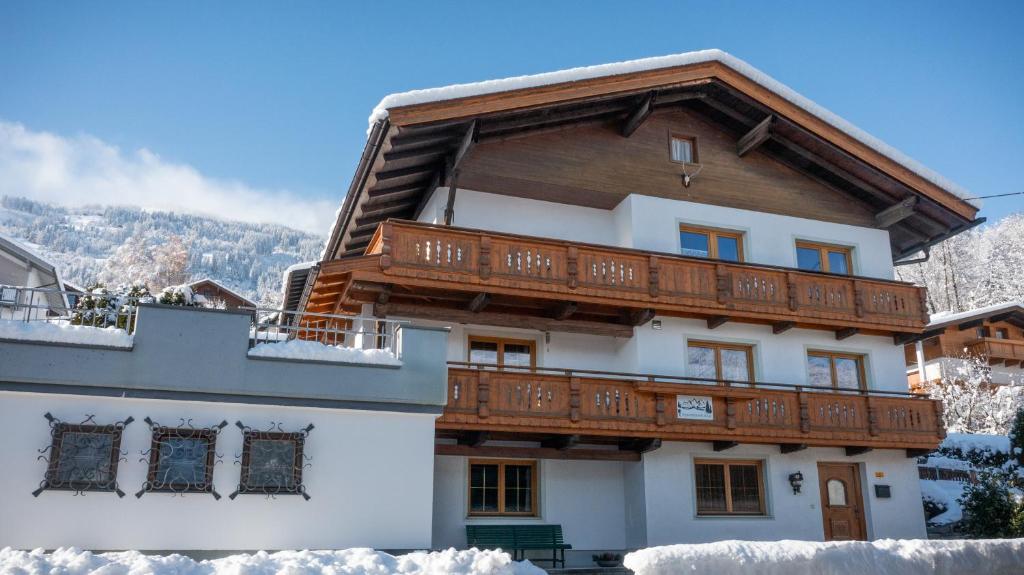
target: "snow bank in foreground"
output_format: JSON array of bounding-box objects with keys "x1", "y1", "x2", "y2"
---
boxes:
[
  {"x1": 0, "y1": 547, "x2": 545, "y2": 575},
  {"x1": 248, "y1": 340, "x2": 402, "y2": 366},
  {"x1": 920, "y1": 480, "x2": 967, "y2": 525},
  {"x1": 942, "y1": 433, "x2": 1012, "y2": 454},
  {"x1": 624, "y1": 539, "x2": 1024, "y2": 575},
  {"x1": 0, "y1": 321, "x2": 133, "y2": 348}
]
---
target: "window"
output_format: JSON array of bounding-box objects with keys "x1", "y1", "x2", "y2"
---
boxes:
[
  {"x1": 687, "y1": 340, "x2": 754, "y2": 383},
  {"x1": 236, "y1": 430, "x2": 307, "y2": 497},
  {"x1": 807, "y1": 351, "x2": 866, "y2": 390},
  {"x1": 694, "y1": 459, "x2": 765, "y2": 515},
  {"x1": 976, "y1": 327, "x2": 990, "y2": 339},
  {"x1": 795, "y1": 241, "x2": 853, "y2": 275},
  {"x1": 143, "y1": 427, "x2": 217, "y2": 495},
  {"x1": 669, "y1": 134, "x2": 698, "y2": 164},
  {"x1": 826, "y1": 479, "x2": 848, "y2": 506},
  {"x1": 679, "y1": 225, "x2": 744, "y2": 262},
  {"x1": 995, "y1": 328, "x2": 1009, "y2": 340},
  {"x1": 468, "y1": 336, "x2": 536, "y2": 368},
  {"x1": 43, "y1": 422, "x2": 124, "y2": 493},
  {"x1": 468, "y1": 459, "x2": 537, "y2": 516}
]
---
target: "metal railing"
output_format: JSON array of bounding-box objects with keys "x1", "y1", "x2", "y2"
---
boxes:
[{"x1": 249, "y1": 307, "x2": 405, "y2": 356}]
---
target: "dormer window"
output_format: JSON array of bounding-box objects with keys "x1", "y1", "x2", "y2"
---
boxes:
[{"x1": 669, "y1": 134, "x2": 698, "y2": 164}]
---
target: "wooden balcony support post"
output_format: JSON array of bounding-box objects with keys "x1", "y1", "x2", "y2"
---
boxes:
[
  {"x1": 655, "y1": 393, "x2": 667, "y2": 427},
  {"x1": 477, "y1": 370, "x2": 491, "y2": 419},
  {"x1": 648, "y1": 256, "x2": 660, "y2": 298},
  {"x1": 786, "y1": 272, "x2": 799, "y2": 312},
  {"x1": 567, "y1": 246, "x2": 579, "y2": 289},
  {"x1": 934, "y1": 401, "x2": 947, "y2": 439},
  {"x1": 479, "y1": 235, "x2": 491, "y2": 280},
  {"x1": 725, "y1": 397, "x2": 737, "y2": 430},
  {"x1": 798, "y1": 390, "x2": 810, "y2": 434},
  {"x1": 715, "y1": 264, "x2": 731, "y2": 305},
  {"x1": 379, "y1": 222, "x2": 393, "y2": 269},
  {"x1": 569, "y1": 376, "x2": 581, "y2": 423},
  {"x1": 866, "y1": 397, "x2": 880, "y2": 437},
  {"x1": 853, "y1": 279, "x2": 865, "y2": 318},
  {"x1": 918, "y1": 288, "x2": 931, "y2": 325}
]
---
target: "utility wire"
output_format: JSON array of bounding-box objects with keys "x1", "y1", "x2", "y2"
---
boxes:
[{"x1": 959, "y1": 191, "x2": 1024, "y2": 201}]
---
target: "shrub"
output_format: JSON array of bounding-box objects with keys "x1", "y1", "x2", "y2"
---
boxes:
[{"x1": 958, "y1": 474, "x2": 1022, "y2": 538}]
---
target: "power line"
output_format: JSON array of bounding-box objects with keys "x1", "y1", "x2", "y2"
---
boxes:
[{"x1": 959, "y1": 191, "x2": 1024, "y2": 201}]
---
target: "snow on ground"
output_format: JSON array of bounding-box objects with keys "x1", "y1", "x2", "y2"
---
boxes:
[
  {"x1": 920, "y1": 480, "x2": 967, "y2": 525},
  {"x1": 368, "y1": 49, "x2": 976, "y2": 206},
  {"x1": 248, "y1": 339, "x2": 402, "y2": 366},
  {"x1": 942, "y1": 433, "x2": 1012, "y2": 454},
  {"x1": 0, "y1": 321, "x2": 133, "y2": 348},
  {"x1": 0, "y1": 547, "x2": 545, "y2": 575},
  {"x1": 624, "y1": 539, "x2": 1024, "y2": 575}
]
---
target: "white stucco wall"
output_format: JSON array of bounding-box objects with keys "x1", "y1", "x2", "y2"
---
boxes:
[
  {"x1": 641, "y1": 442, "x2": 926, "y2": 545},
  {"x1": 432, "y1": 455, "x2": 627, "y2": 555},
  {"x1": 0, "y1": 391, "x2": 437, "y2": 551},
  {"x1": 422, "y1": 188, "x2": 895, "y2": 280}
]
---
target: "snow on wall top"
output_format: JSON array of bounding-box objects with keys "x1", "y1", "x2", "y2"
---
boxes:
[
  {"x1": 369, "y1": 49, "x2": 979, "y2": 208},
  {"x1": 928, "y1": 301, "x2": 1024, "y2": 327}
]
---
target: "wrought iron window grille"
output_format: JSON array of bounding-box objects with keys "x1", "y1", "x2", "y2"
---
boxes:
[
  {"x1": 33, "y1": 412, "x2": 133, "y2": 497},
  {"x1": 136, "y1": 417, "x2": 228, "y2": 499},
  {"x1": 229, "y1": 420, "x2": 313, "y2": 500}
]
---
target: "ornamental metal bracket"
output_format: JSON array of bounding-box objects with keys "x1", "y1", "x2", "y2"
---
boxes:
[
  {"x1": 135, "y1": 417, "x2": 228, "y2": 499},
  {"x1": 33, "y1": 412, "x2": 133, "y2": 498},
  {"x1": 229, "y1": 420, "x2": 314, "y2": 501}
]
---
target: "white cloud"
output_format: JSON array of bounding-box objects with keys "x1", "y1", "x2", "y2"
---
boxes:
[{"x1": 0, "y1": 120, "x2": 336, "y2": 235}]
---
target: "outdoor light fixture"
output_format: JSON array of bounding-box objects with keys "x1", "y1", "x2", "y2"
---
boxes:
[{"x1": 788, "y1": 471, "x2": 804, "y2": 494}]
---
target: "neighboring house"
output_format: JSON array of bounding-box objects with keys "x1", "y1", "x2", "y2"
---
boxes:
[
  {"x1": 0, "y1": 233, "x2": 67, "y2": 319},
  {"x1": 905, "y1": 303, "x2": 1024, "y2": 389},
  {"x1": 62, "y1": 280, "x2": 85, "y2": 309},
  {"x1": 0, "y1": 50, "x2": 986, "y2": 564},
  {"x1": 303, "y1": 49, "x2": 980, "y2": 558},
  {"x1": 188, "y1": 278, "x2": 258, "y2": 309}
]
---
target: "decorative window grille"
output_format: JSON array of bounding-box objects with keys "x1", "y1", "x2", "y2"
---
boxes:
[
  {"x1": 136, "y1": 417, "x2": 227, "y2": 498},
  {"x1": 34, "y1": 412, "x2": 133, "y2": 497},
  {"x1": 230, "y1": 421, "x2": 313, "y2": 500}
]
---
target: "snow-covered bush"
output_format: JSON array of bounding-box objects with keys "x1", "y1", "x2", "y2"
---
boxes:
[
  {"x1": 924, "y1": 355, "x2": 1023, "y2": 435},
  {"x1": 70, "y1": 283, "x2": 152, "y2": 331},
  {"x1": 1009, "y1": 406, "x2": 1024, "y2": 467},
  {"x1": 158, "y1": 284, "x2": 201, "y2": 306},
  {"x1": 958, "y1": 474, "x2": 1023, "y2": 538}
]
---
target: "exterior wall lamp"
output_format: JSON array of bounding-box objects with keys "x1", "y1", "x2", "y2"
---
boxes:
[{"x1": 788, "y1": 471, "x2": 804, "y2": 494}]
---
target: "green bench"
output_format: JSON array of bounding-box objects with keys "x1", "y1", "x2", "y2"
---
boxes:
[{"x1": 466, "y1": 524, "x2": 572, "y2": 568}]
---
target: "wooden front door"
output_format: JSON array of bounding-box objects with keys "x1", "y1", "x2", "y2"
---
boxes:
[{"x1": 817, "y1": 462, "x2": 866, "y2": 541}]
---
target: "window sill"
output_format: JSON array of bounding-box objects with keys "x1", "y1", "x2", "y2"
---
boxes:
[{"x1": 695, "y1": 513, "x2": 772, "y2": 520}]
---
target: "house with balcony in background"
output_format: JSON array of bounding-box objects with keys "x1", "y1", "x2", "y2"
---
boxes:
[
  {"x1": 0, "y1": 233, "x2": 68, "y2": 320},
  {"x1": 188, "y1": 278, "x2": 258, "y2": 309},
  {"x1": 0, "y1": 50, "x2": 985, "y2": 567},
  {"x1": 905, "y1": 303, "x2": 1024, "y2": 390},
  {"x1": 290, "y1": 49, "x2": 981, "y2": 561}
]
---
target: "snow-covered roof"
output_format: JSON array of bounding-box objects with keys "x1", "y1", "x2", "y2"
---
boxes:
[
  {"x1": 281, "y1": 260, "x2": 317, "y2": 313},
  {"x1": 928, "y1": 302, "x2": 1024, "y2": 328},
  {"x1": 187, "y1": 278, "x2": 257, "y2": 307},
  {"x1": 370, "y1": 49, "x2": 978, "y2": 208}
]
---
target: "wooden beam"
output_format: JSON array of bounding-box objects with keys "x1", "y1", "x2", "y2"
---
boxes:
[
  {"x1": 894, "y1": 327, "x2": 945, "y2": 345},
  {"x1": 737, "y1": 115, "x2": 773, "y2": 157},
  {"x1": 989, "y1": 358, "x2": 1005, "y2": 366},
  {"x1": 621, "y1": 91, "x2": 656, "y2": 137},
  {"x1": 456, "y1": 431, "x2": 489, "y2": 447},
  {"x1": 619, "y1": 438, "x2": 662, "y2": 454},
  {"x1": 956, "y1": 318, "x2": 985, "y2": 331},
  {"x1": 382, "y1": 301, "x2": 635, "y2": 338},
  {"x1": 779, "y1": 443, "x2": 808, "y2": 454},
  {"x1": 835, "y1": 327, "x2": 859, "y2": 340},
  {"x1": 772, "y1": 321, "x2": 795, "y2": 335},
  {"x1": 875, "y1": 196, "x2": 919, "y2": 228},
  {"x1": 552, "y1": 301, "x2": 579, "y2": 321},
  {"x1": 443, "y1": 120, "x2": 477, "y2": 226},
  {"x1": 627, "y1": 308, "x2": 656, "y2": 327},
  {"x1": 467, "y1": 292, "x2": 491, "y2": 313},
  {"x1": 541, "y1": 434, "x2": 580, "y2": 450},
  {"x1": 906, "y1": 448, "x2": 933, "y2": 459},
  {"x1": 436, "y1": 443, "x2": 640, "y2": 462},
  {"x1": 845, "y1": 446, "x2": 873, "y2": 456},
  {"x1": 713, "y1": 440, "x2": 739, "y2": 452},
  {"x1": 707, "y1": 315, "x2": 730, "y2": 330}
]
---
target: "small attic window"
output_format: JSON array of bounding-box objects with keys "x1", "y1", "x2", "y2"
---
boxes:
[{"x1": 670, "y1": 134, "x2": 698, "y2": 164}]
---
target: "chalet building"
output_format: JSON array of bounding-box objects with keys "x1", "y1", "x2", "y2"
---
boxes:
[
  {"x1": 0, "y1": 50, "x2": 984, "y2": 565},
  {"x1": 293, "y1": 50, "x2": 981, "y2": 559},
  {"x1": 188, "y1": 278, "x2": 258, "y2": 309},
  {"x1": 906, "y1": 303, "x2": 1024, "y2": 389},
  {"x1": 0, "y1": 233, "x2": 68, "y2": 320}
]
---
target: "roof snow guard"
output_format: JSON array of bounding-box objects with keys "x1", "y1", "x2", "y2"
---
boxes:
[{"x1": 323, "y1": 49, "x2": 981, "y2": 264}]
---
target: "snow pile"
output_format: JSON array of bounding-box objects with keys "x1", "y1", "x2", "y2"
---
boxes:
[
  {"x1": 929, "y1": 302, "x2": 1023, "y2": 326},
  {"x1": 624, "y1": 539, "x2": 1024, "y2": 575},
  {"x1": 942, "y1": 433, "x2": 1012, "y2": 455},
  {"x1": 248, "y1": 339, "x2": 401, "y2": 366},
  {"x1": 0, "y1": 547, "x2": 545, "y2": 575},
  {"x1": 920, "y1": 480, "x2": 968, "y2": 525},
  {"x1": 0, "y1": 321, "x2": 133, "y2": 348},
  {"x1": 368, "y1": 49, "x2": 976, "y2": 206}
]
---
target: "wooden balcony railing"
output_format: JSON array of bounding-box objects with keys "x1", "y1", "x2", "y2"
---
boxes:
[
  {"x1": 438, "y1": 364, "x2": 945, "y2": 450},
  {"x1": 360, "y1": 221, "x2": 928, "y2": 334},
  {"x1": 966, "y1": 338, "x2": 1024, "y2": 367}
]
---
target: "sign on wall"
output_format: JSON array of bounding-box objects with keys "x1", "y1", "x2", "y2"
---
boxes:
[{"x1": 676, "y1": 395, "x2": 714, "y2": 420}]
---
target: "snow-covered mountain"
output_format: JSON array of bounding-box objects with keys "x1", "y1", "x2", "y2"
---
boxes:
[{"x1": 0, "y1": 196, "x2": 325, "y2": 306}]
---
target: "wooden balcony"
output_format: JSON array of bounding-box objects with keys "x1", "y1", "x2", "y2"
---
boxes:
[
  {"x1": 310, "y1": 220, "x2": 928, "y2": 337},
  {"x1": 436, "y1": 364, "x2": 944, "y2": 459},
  {"x1": 966, "y1": 338, "x2": 1024, "y2": 367}
]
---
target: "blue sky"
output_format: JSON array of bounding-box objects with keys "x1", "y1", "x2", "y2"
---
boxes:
[{"x1": 1, "y1": 0, "x2": 1021, "y2": 233}]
